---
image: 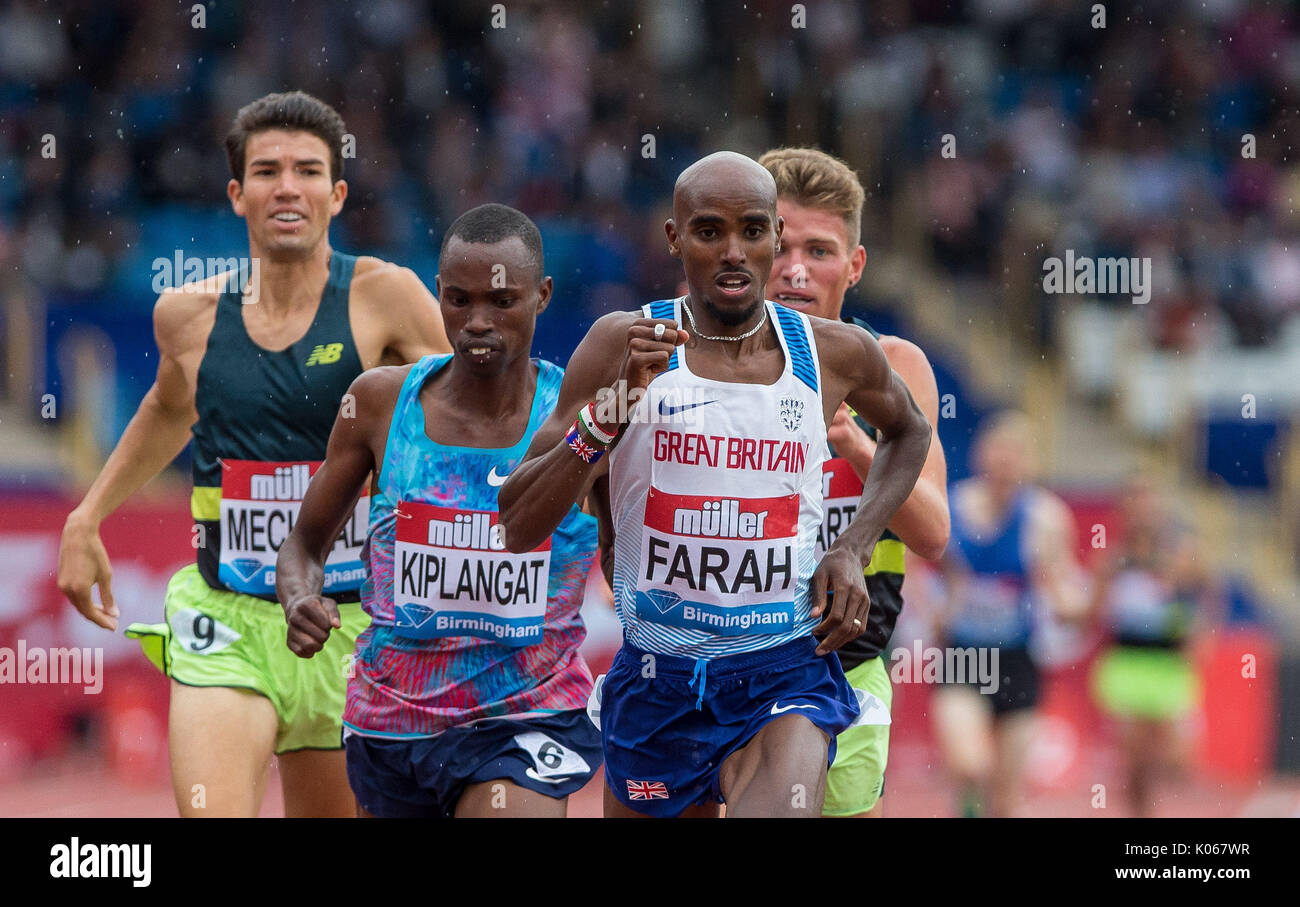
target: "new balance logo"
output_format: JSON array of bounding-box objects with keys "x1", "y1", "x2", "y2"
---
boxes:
[{"x1": 306, "y1": 342, "x2": 344, "y2": 366}]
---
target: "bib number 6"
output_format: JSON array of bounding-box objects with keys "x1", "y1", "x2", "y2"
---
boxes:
[
  {"x1": 537, "y1": 741, "x2": 564, "y2": 770},
  {"x1": 512, "y1": 731, "x2": 592, "y2": 781}
]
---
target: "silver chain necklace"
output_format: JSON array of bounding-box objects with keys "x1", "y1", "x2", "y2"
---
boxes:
[{"x1": 680, "y1": 296, "x2": 768, "y2": 342}]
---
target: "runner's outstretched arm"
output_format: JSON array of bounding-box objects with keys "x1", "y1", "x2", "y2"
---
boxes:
[
  {"x1": 276, "y1": 369, "x2": 395, "y2": 657},
  {"x1": 58, "y1": 291, "x2": 208, "y2": 630},
  {"x1": 499, "y1": 312, "x2": 688, "y2": 553}
]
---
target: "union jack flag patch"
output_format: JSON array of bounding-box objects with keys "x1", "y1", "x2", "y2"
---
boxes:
[
  {"x1": 569, "y1": 436, "x2": 598, "y2": 459},
  {"x1": 626, "y1": 780, "x2": 669, "y2": 800},
  {"x1": 565, "y1": 423, "x2": 604, "y2": 463}
]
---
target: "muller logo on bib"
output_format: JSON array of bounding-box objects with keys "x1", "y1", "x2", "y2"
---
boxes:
[
  {"x1": 672, "y1": 498, "x2": 771, "y2": 539},
  {"x1": 427, "y1": 512, "x2": 507, "y2": 551},
  {"x1": 249, "y1": 463, "x2": 311, "y2": 501}
]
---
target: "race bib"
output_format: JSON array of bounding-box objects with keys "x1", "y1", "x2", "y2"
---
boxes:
[
  {"x1": 1110, "y1": 569, "x2": 1175, "y2": 638},
  {"x1": 392, "y1": 501, "x2": 550, "y2": 646},
  {"x1": 217, "y1": 460, "x2": 369, "y2": 595},
  {"x1": 635, "y1": 486, "x2": 801, "y2": 635},
  {"x1": 815, "y1": 456, "x2": 863, "y2": 559}
]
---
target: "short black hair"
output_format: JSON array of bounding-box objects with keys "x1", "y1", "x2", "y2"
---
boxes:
[
  {"x1": 225, "y1": 91, "x2": 346, "y2": 183},
  {"x1": 440, "y1": 203, "x2": 544, "y2": 281}
]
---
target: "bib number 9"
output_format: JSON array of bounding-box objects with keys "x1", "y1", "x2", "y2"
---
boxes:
[
  {"x1": 190, "y1": 615, "x2": 215, "y2": 651},
  {"x1": 170, "y1": 608, "x2": 241, "y2": 656}
]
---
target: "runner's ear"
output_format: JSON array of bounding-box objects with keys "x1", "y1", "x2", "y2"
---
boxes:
[{"x1": 535, "y1": 276, "x2": 553, "y2": 316}]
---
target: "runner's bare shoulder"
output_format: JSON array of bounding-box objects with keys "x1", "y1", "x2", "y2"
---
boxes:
[
  {"x1": 350, "y1": 256, "x2": 439, "y2": 327},
  {"x1": 152, "y1": 270, "x2": 232, "y2": 357},
  {"x1": 350, "y1": 254, "x2": 395, "y2": 281},
  {"x1": 350, "y1": 257, "x2": 431, "y2": 300},
  {"x1": 877, "y1": 334, "x2": 932, "y2": 371},
  {"x1": 346, "y1": 363, "x2": 416, "y2": 420},
  {"x1": 806, "y1": 316, "x2": 888, "y2": 388}
]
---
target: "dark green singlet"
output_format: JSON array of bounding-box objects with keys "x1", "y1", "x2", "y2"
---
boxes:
[{"x1": 190, "y1": 251, "x2": 365, "y2": 601}]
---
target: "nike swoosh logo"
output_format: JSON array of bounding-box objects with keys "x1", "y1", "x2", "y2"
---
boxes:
[
  {"x1": 487, "y1": 466, "x2": 509, "y2": 487},
  {"x1": 524, "y1": 767, "x2": 573, "y2": 785},
  {"x1": 770, "y1": 702, "x2": 819, "y2": 715},
  {"x1": 657, "y1": 398, "x2": 718, "y2": 417}
]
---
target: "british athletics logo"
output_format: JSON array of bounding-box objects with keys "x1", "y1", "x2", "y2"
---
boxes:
[{"x1": 627, "y1": 780, "x2": 670, "y2": 800}]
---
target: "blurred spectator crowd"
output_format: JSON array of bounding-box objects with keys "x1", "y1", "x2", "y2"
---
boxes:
[{"x1": 0, "y1": 0, "x2": 1296, "y2": 355}]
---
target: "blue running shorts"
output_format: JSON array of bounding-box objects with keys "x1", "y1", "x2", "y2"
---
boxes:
[
  {"x1": 598, "y1": 636, "x2": 859, "y2": 817},
  {"x1": 344, "y1": 710, "x2": 601, "y2": 817}
]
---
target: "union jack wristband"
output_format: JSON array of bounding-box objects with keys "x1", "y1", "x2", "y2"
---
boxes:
[{"x1": 566, "y1": 420, "x2": 605, "y2": 464}]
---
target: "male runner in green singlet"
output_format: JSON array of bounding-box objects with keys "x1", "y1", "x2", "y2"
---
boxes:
[
  {"x1": 56, "y1": 91, "x2": 451, "y2": 817},
  {"x1": 760, "y1": 147, "x2": 950, "y2": 817}
]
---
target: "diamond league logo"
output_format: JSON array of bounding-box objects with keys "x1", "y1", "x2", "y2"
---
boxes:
[
  {"x1": 396, "y1": 603, "x2": 436, "y2": 628},
  {"x1": 779, "y1": 396, "x2": 804, "y2": 433},
  {"x1": 228, "y1": 557, "x2": 265, "y2": 583},
  {"x1": 644, "y1": 589, "x2": 682, "y2": 614}
]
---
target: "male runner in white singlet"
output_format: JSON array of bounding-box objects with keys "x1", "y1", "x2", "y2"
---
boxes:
[{"x1": 500, "y1": 151, "x2": 931, "y2": 817}]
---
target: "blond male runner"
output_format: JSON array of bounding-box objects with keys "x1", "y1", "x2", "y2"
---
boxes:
[{"x1": 760, "y1": 147, "x2": 950, "y2": 817}]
